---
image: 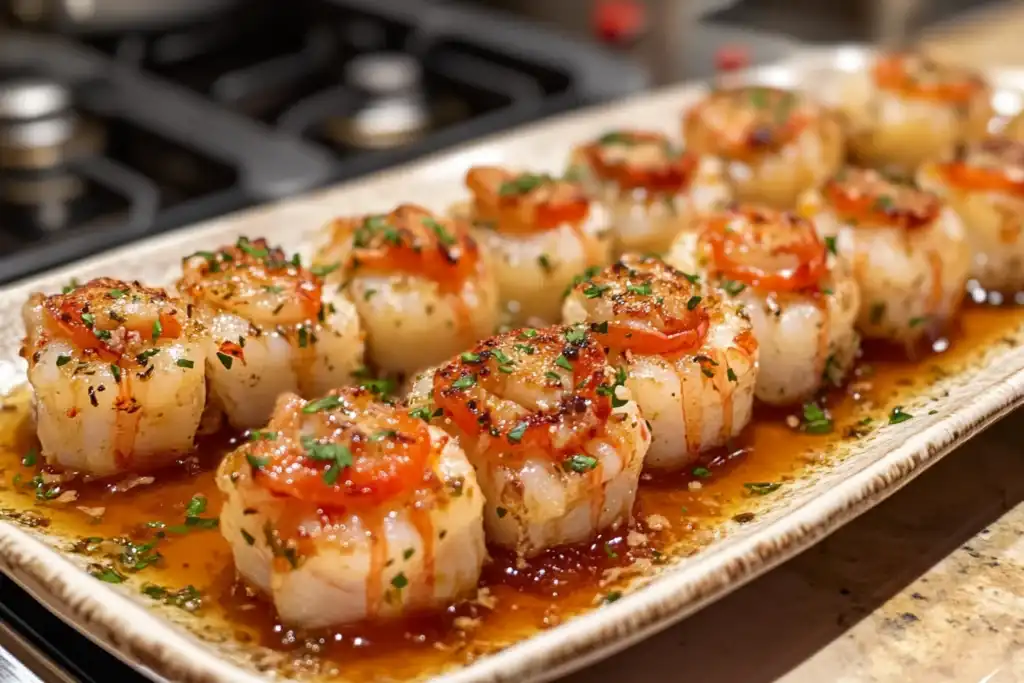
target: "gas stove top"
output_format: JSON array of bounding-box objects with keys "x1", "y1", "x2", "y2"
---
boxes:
[{"x1": 0, "y1": 0, "x2": 646, "y2": 285}]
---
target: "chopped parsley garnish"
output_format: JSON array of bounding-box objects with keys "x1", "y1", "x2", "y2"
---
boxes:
[
  {"x1": 692, "y1": 466, "x2": 712, "y2": 478},
  {"x1": 626, "y1": 282, "x2": 652, "y2": 296},
  {"x1": 727, "y1": 367, "x2": 738, "y2": 382},
  {"x1": 749, "y1": 87, "x2": 769, "y2": 108},
  {"x1": 888, "y1": 406, "x2": 913, "y2": 424},
  {"x1": 241, "y1": 530, "x2": 256, "y2": 546},
  {"x1": 873, "y1": 195, "x2": 895, "y2": 212},
  {"x1": 596, "y1": 366, "x2": 629, "y2": 408},
  {"x1": 311, "y1": 262, "x2": 340, "y2": 277},
  {"x1": 303, "y1": 395, "x2": 343, "y2": 413},
  {"x1": 537, "y1": 254, "x2": 553, "y2": 272},
  {"x1": 216, "y1": 352, "x2": 233, "y2": 369},
  {"x1": 461, "y1": 351, "x2": 481, "y2": 363},
  {"x1": 56, "y1": 355, "x2": 71, "y2": 367},
  {"x1": 301, "y1": 436, "x2": 353, "y2": 485},
  {"x1": 909, "y1": 316, "x2": 929, "y2": 328},
  {"x1": 452, "y1": 375, "x2": 476, "y2": 390},
  {"x1": 246, "y1": 454, "x2": 270, "y2": 469},
  {"x1": 519, "y1": 328, "x2": 538, "y2": 339},
  {"x1": 248, "y1": 430, "x2": 277, "y2": 441},
  {"x1": 94, "y1": 329, "x2": 112, "y2": 341},
  {"x1": 237, "y1": 237, "x2": 269, "y2": 259},
  {"x1": 61, "y1": 278, "x2": 80, "y2": 294},
  {"x1": 81, "y1": 312, "x2": 95, "y2": 327},
  {"x1": 563, "y1": 454, "x2": 599, "y2": 473},
  {"x1": 408, "y1": 405, "x2": 437, "y2": 421},
  {"x1": 721, "y1": 279, "x2": 746, "y2": 296},
  {"x1": 801, "y1": 401, "x2": 833, "y2": 434},
  {"x1": 136, "y1": 349, "x2": 160, "y2": 364},
  {"x1": 598, "y1": 131, "x2": 632, "y2": 145},
  {"x1": 603, "y1": 541, "x2": 619, "y2": 559},
  {"x1": 176, "y1": 359, "x2": 194, "y2": 369},
  {"x1": 564, "y1": 325, "x2": 587, "y2": 344},
  {"x1": 824, "y1": 235, "x2": 838, "y2": 256},
  {"x1": 744, "y1": 482, "x2": 781, "y2": 495},
  {"x1": 496, "y1": 507, "x2": 508, "y2": 518},
  {"x1": 514, "y1": 343, "x2": 536, "y2": 354},
  {"x1": 90, "y1": 565, "x2": 126, "y2": 584},
  {"x1": 422, "y1": 217, "x2": 456, "y2": 245},
  {"x1": 391, "y1": 572, "x2": 409, "y2": 590},
  {"x1": 152, "y1": 319, "x2": 163, "y2": 341},
  {"x1": 110, "y1": 364, "x2": 121, "y2": 383},
  {"x1": 686, "y1": 295, "x2": 702, "y2": 310},
  {"x1": 185, "y1": 495, "x2": 207, "y2": 518},
  {"x1": 680, "y1": 271, "x2": 700, "y2": 285},
  {"x1": 108, "y1": 288, "x2": 126, "y2": 299},
  {"x1": 370, "y1": 429, "x2": 398, "y2": 442},
  {"x1": 21, "y1": 449, "x2": 36, "y2": 467},
  {"x1": 507, "y1": 421, "x2": 529, "y2": 444},
  {"x1": 555, "y1": 355, "x2": 573, "y2": 371},
  {"x1": 582, "y1": 282, "x2": 611, "y2": 299},
  {"x1": 498, "y1": 173, "x2": 550, "y2": 196},
  {"x1": 544, "y1": 371, "x2": 562, "y2": 382},
  {"x1": 603, "y1": 591, "x2": 623, "y2": 604}
]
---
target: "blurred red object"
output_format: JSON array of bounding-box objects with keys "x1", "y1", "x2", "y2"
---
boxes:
[
  {"x1": 593, "y1": 0, "x2": 646, "y2": 45},
  {"x1": 715, "y1": 46, "x2": 750, "y2": 72}
]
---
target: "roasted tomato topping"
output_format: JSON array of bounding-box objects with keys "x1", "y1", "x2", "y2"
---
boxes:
[
  {"x1": 566, "y1": 256, "x2": 710, "y2": 355},
  {"x1": 684, "y1": 86, "x2": 814, "y2": 161},
  {"x1": 698, "y1": 205, "x2": 827, "y2": 293},
  {"x1": 824, "y1": 167, "x2": 941, "y2": 230},
  {"x1": 433, "y1": 325, "x2": 615, "y2": 460},
  {"x1": 466, "y1": 167, "x2": 590, "y2": 232},
  {"x1": 180, "y1": 237, "x2": 323, "y2": 326},
  {"x1": 251, "y1": 389, "x2": 433, "y2": 509},
  {"x1": 327, "y1": 204, "x2": 480, "y2": 292},
  {"x1": 872, "y1": 53, "x2": 986, "y2": 104},
  {"x1": 43, "y1": 277, "x2": 184, "y2": 363},
  {"x1": 936, "y1": 137, "x2": 1024, "y2": 197},
  {"x1": 579, "y1": 130, "x2": 697, "y2": 193}
]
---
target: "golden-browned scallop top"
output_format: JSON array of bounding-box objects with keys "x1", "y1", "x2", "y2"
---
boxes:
[
  {"x1": 933, "y1": 137, "x2": 1024, "y2": 197},
  {"x1": 822, "y1": 167, "x2": 943, "y2": 230},
  {"x1": 465, "y1": 167, "x2": 591, "y2": 233},
  {"x1": 872, "y1": 53, "x2": 988, "y2": 104},
  {"x1": 575, "y1": 130, "x2": 698, "y2": 193}
]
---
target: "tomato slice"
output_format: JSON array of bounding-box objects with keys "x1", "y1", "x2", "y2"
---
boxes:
[
  {"x1": 344, "y1": 204, "x2": 481, "y2": 292},
  {"x1": 43, "y1": 278, "x2": 183, "y2": 363},
  {"x1": 466, "y1": 166, "x2": 590, "y2": 233},
  {"x1": 699, "y1": 206, "x2": 827, "y2": 293},
  {"x1": 253, "y1": 390, "x2": 433, "y2": 510},
  {"x1": 433, "y1": 326, "x2": 612, "y2": 459},
  {"x1": 581, "y1": 130, "x2": 696, "y2": 193},
  {"x1": 824, "y1": 168, "x2": 940, "y2": 230},
  {"x1": 873, "y1": 53, "x2": 983, "y2": 104}
]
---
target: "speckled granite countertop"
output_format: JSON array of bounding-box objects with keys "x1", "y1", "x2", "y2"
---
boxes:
[{"x1": 565, "y1": 411, "x2": 1024, "y2": 682}]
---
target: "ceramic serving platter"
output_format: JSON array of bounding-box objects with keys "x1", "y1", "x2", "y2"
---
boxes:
[{"x1": 3, "y1": 45, "x2": 1024, "y2": 683}]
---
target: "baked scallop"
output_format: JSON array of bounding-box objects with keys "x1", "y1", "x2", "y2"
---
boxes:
[
  {"x1": 838, "y1": 52, "x2": 993, "y2": 174},
  {"x1": 21, "y1": 278, "x2": 208, "y2": 475},
  {"x1": 667, "y1": 205, "x2": 860, "y2": 405},
  {"x1": 562, "y1": 256, "x2": 758, "y2": 471},
  {"x1": 919, "y1": 136, "x2": 1024, "y2": 294},
  {"x1": 798, "y1": 167, "x2": 969, "y2": 350},
  {"x1": 178, "y1": 238, "x2": 364, "y2": 430},
  {"x1": 316, "y1": 204, "x2": 500, "y2": 377},
  {"x1": 407, "y1": 325, "x2": 650, "y2": 557},
  {"x1": 217, "y1": 387, "x2": 486, "y2": 628},
  {"x1": 568, "y1": 129, "x2": 730, "y2": 255},
  {"x1": 452, "y1": 166, "x2": 612, "y2": 325},
  {"x1": 683, "y1": 86, "x2": 844, "y2": 209}
]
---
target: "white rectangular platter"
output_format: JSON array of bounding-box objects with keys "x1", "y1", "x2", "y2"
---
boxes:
[{"x1": 2, "y1": 45, "x2": 1024, "y2": 683}]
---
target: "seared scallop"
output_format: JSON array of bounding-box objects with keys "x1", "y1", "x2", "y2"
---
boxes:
[
  {"x1": 407, "y1": 325, "x2": 650, "y2": 557},
  {"x1": 562, "y1": 256, "x2": 758, "y2": 471},
  {"x1": 217, "y1": 388, "x2": 486, "y2": 628},
  {"x1": 21, "y1": 278, "x2": 208, "y2": 475},
  {"x1": 837, "y1": 52, "x2": 993, "y2": 174},
  {"x1": 667, "y1": 205, "x2": 860, "y2": 405},
  {"x1": 919, "y1": 137, "x2": 1024, "y2": 294},
  {"x1": 451, "y1": 166, "x2": 612, "y2": 325},
  {"x1": 683, "y1": 86, "x2": 844, "y2": 209},
  {"x1": 799, "y1": 167, "x2": 969, "y2": 350},
  {"x1": 568, "y1": 129, "x2": 730, "y2": 255},
  {"x1": 178, "y1": 238, "x2": 364, "y2": 430},
  {"x1": 316, "y1": 204, "x2": 500, "y2": 377}
]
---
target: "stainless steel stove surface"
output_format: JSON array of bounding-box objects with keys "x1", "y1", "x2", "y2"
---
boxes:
[{"x1": 0, "y1": 0, "x2": 646, "y2": 285}]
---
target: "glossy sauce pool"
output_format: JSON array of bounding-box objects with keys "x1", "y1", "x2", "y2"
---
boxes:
[{"x1": 1, "y1": 302, "x2": 1023, "y2": 680}]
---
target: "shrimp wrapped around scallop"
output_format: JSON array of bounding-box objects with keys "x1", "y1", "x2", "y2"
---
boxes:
[
  {"x1": 918, "y1": 137, "x2": 1024, "y2": 294},
  {"x1": 451, "y1": 167, "x2": 612, "y2": 325},
  {"x1": 316, "y1": 204, "x2": 499, "y2": 377},
  {"x1": 567, "y1": 130, "x2": 730, "y2": 255},
  {"x1": 837, "y1": 52, "x2": 993, "y2": 174},
  {"x1": 217, "y1": 387, "x2": 486, "y2": 628},
  {"x1": 178, "y1": 238, "x2": 364, "y2": 430},
  {"x1": 562, "y1": 256, "x2": 758, "y2": 471},
  {"x1": 683, "y1": 86, "x2": 844, "y2": 209},
  {"x1": 407, "y1": 325, "x2": 651, "y2": 557},
  {"x1": 799, "y1": 168, "x2": 969, "y2": 350},
  {"x1": 667, "y1": 206, "x2": 860, "y2": 405},
  {"x1": 21, "y1": 278, "x2": 208, "y2": 476}
]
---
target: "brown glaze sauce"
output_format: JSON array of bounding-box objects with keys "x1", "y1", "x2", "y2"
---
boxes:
[{"x1": 1, "y1": 302, "x2": 1023, "y2": 679}]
